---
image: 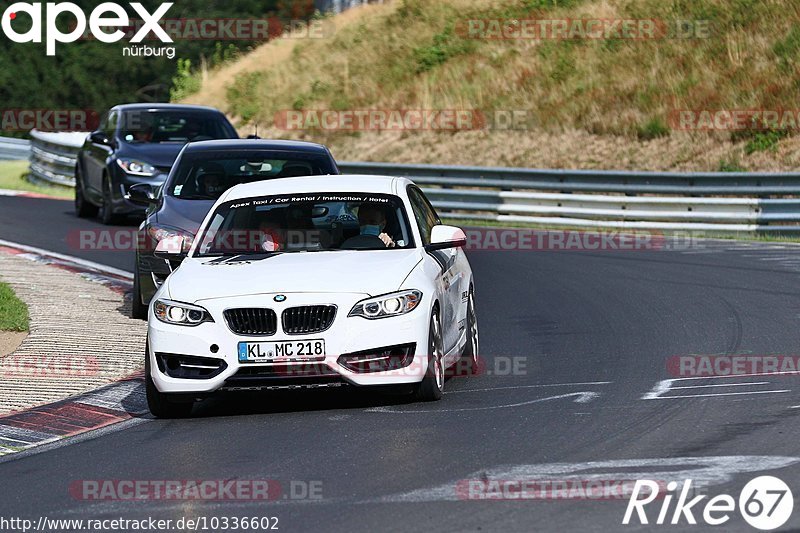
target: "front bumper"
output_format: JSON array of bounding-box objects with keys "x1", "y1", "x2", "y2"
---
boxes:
[{"x1": 147, "y1": 292, "x2": 432, "y2": 394}]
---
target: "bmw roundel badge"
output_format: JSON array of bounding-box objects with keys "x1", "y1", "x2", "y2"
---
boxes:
[{"x1": 274, "y1": 295, "x2": 287, "y2": 302}]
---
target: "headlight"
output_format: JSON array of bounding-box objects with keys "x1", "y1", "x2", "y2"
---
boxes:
[
  {"x1": 153, "y1": 299, "x2": 213, "y2": 326},
  {"x1": 348, "y1": 290, "x2": 422, "y2": 320},
  {"x1": 117, "y1": 158, "x2": 158, "y2": 177},
  {"x1": 147, "y1": 225, "x2": 194, "y2": 251}
]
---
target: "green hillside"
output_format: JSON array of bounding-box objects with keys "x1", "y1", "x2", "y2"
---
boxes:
[{"x1": 184, "y1": 0, "x2": 800, "y2": 171}]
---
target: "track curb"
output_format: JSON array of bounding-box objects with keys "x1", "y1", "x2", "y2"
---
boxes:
[{"x1": 0, "y1": 240, "x2": 147, "y2": 457}]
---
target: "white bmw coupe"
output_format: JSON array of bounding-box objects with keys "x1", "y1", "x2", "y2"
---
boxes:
[{"x1": 146, "y1": 175, "x2": 478, "y2": 417}]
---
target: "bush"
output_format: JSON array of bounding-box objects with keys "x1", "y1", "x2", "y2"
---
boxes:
[
  {"x1": 637, "y1": 117, "x2": 671, "y2": 140},
  {"x1": 718, "y1": 158, "x2": 746, "y2": 172},
  {"x1": 169, "y1": 59, "x2": 202, "y2": 102},
  {"x1": 744, "y1": 130, "x2": 789, "y2": 154},
  {"x1": 414, "y1": 24, "x2": 474, "y2": 73}
]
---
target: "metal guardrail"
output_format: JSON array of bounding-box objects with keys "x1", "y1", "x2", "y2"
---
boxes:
[
  {"x1": 338, "y1": 162, "x2": 800, "y2": 233},
  {"x1": 11, "y1": 131, "x2": 800, "y2": 233},
  {"x1": 28, "y1": 130, "x2": 86, "y2": 187},
  {"x1": 0, "y1": 136, "x2": 32, "y2": 161},
  {"x1": 315, "y1": 0, "x2": 386, "y2": 14}
]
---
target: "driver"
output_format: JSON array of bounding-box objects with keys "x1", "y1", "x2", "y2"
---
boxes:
[
  {"x1": 183, "y1": 118, "x2": 202, "y2": 141},
  {"x1": 194, "y1": 162, "x2": 226, "y2": 198},
  {"x1": 131, "y1": 128, "x2": 152, "y2": 143},
  {"x1": 358, "y1": 203, "x2": 395, "y2": 248}
]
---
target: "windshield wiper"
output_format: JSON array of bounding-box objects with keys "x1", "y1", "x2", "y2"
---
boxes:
[
  {"x1": 175, "y1": 195, "x2": 215, "y2": 200},
  {"x1": 201, "y1": 251, "x2": 284, "y2": 259}
]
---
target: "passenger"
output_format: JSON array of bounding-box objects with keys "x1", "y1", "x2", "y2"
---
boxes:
[
  {"x1": 358, "y1": 203, "x2": 395, "y2": 248},
  {"x1": 257, "y1": 218, "x2": 286, "y2": 252}
]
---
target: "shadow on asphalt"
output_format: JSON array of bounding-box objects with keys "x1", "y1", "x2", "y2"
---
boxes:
[
  {"x1": 121, "y1": 381, "x2": 473, "y2": 420},
  {"x1": 192, "y1": 387, "x2": 422, "y2": 418}
]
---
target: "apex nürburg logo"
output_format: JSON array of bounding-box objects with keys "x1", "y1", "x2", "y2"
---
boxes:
[{"x1": 1, "y1": 2, "x2": 174, "y2": 55}]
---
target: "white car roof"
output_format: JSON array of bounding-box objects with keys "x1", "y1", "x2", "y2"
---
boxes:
[{"x1": 220, "y1": 174, "x2": 414, "y2": 203}]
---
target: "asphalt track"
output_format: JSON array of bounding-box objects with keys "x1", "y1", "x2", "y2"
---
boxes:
[{"x1": 3, "y1": 194, "x2": 800, "y2": 531}]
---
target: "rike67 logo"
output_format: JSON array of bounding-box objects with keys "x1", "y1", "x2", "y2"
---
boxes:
[
  {"x1": 624, "y1": 476, "x2": 793, "y2": 530},
  {"x1": 1, "y1": 2, "x2": 173, "y2": 55}
]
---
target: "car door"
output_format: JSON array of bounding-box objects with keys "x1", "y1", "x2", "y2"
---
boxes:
[
  {"x1": 85, "y1": 110, "x2": 117, "y2": 197},
  {"x1": 407, "y1": 185, "x2": 464, "y2": 355}
]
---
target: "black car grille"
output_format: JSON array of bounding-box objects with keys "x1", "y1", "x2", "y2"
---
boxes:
[
  {"x1": 222, "y1": 364, "x2": 346, "y2": 391},
  {"x1": 281, "y1": 305, "x2": 337, "y2": 335},
  {"x1": 224, "y1": 308, "x2": 278, "y2": 336}
]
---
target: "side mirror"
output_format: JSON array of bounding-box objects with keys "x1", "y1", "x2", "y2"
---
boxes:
[
  {"x1": 126, "y1": 183, "x2": 157, "y2": 206},
  {"x1": 426, "y1": 225, "x2": 467, "y2": 252},
  {"x1": 154, "y1": 235, "x2": 188, "y2": 261},
  {"x1": 89, "y1": 130, "x2": 110, "y2": 146}
]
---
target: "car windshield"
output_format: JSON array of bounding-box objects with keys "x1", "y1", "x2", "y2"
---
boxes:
[
  {"x1": 167, "y1": 150, "x2": 337, "y2": 201},
  {"x1": 119, "y1": 110, "x2": 231, "y2": 144},
  {"x1": 195, "y1": 192, "x2": 415, "y2": 256}
]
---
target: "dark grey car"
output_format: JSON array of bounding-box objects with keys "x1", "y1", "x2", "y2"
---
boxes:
[
  {"x1": 75, "y1": 103, "x2": 238, "y2": 225},
  {"x1": 129, "y1": 139, "x2": 340, "y2": 319}
]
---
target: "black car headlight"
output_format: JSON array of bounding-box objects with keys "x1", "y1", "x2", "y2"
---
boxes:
[
  {"x1": 348, "y1": 290, "x2": 422, "y2": 319},
  {"x1": 117, "y1": 158, "x2": 158, "y2": 177},
  {"x1": 154, "y1": 299, "x2": 213, "y2": 326}
]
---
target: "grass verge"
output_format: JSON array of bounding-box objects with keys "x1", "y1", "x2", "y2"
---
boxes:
[
  {"x1": 0, "y1": 282, "x2": 29, "y2": 332},
  {"x1": 0, "y1": 161, "x2": 73, "y2": 199}
]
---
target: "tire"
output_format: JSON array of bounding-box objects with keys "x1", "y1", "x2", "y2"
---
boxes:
[
  {"x1": 74, "y1": 167, "x2": 98, "y2": 218},
  {"x1": 459, "y1": 290, "x2": 479, "y2": 375},
  {"x1": 145, "y1": 346, "x2": 193, "y2": 418},
  {"x1": 131, "y1": 265, "x2": 148, "y2": 320},
  {"x1": 100, "y1": 175, "x2": 118, "y2": 225},
  {"x1": 414, "y1": 311, "x2": 445, "y2": 402}
]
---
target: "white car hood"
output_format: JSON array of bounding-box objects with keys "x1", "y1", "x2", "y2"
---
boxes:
[{"x1": 168, "y1": 249, "x2": 424, "y2": 302}]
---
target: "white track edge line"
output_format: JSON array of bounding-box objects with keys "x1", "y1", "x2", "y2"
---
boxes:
[{"x1": 0, "y1": 238, "x2": 133, "y2": 279}]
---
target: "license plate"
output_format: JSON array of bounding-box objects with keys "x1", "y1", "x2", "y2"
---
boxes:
[{"x1": 238, "y1": 339, "x2": 325, "y2": 363}]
